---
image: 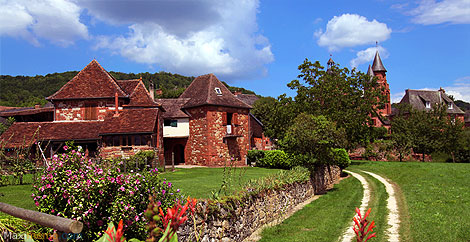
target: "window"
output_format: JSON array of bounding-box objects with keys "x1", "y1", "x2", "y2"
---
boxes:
[
  {"x1": 214, "y1": 87, "x2": 222, "y2": 95},
  {"x1": 164, "y1": 120, "x2": 178, "y2": 127},
  {"x1": 84, "y1": 104, "x2": 97, "y2": 120},
  {"x1": 448, "y1": 103, "x2": 453, "y2": 109},
  {"x1": 425, "y1": 101, "x2": 431, "y2": 109},
  {"x1": 227, "y1": 113, "x2": 233, "y2": 125}
]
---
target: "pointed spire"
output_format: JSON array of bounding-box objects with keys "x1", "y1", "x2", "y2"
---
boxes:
[
  {"x1": 367, "y1": 64, "x2": 374, "y2": 77},
  {"x1": 327, "y1": 55, "x2": 335, "y2": 73},
  {"x1": 372, "y1": 51, "x2": 387, "y2": 72}
]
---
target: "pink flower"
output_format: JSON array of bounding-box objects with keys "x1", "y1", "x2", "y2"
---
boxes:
[
  {"x1": 63, "y1": 145, "x2": 68, "y2": 151},
  {"x1": 35, "y1": 201, "x2": 39, "y2": 206},
  {"x1": 119, "y1": 186, "x2": 125, "y2": 192},
  {"x1": 46, "y1": 184, "x2": 51, "y2": 189}
]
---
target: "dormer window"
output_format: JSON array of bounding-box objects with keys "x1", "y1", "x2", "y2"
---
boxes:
[
  {"x1": 214, "y1": 87, "x2": 222, "y2": 95},
  {"x1": 425, "y1": 101, "x2": 431, "y2": 109},
  {"x1": 448, "y1": 103, "x2": 453, "y2": 109}
]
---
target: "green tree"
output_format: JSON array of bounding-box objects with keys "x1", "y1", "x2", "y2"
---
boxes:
[
  {"x1": 252, "y1": 96, "x2": 299, "y2": 141},
  {"x1": 280, "y1": 113, "x2": 346, "y2": 193},
  {"x1": 287, "y1": 59, "x2": 386, "y2": 149}
]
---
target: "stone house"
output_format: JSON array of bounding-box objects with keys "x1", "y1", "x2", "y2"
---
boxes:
[
  {"x1": 158, "y1": 74, "x2": 271, "y2": 167},
  {"x1": 1, "y1": 61, "x2": 271, "y2": 167},
  {"x1": 0, "y1": 60, "x2": 165, "y2": 163},
  {"x1": 397, "y1": 88, "x2": 465, "y2": 122}
]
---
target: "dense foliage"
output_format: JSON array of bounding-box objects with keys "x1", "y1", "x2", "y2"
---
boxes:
[
  {"x1": 32, "y1": 144, "x2": 180, "y2": 240},
  {"x1": 281, "y1": 114, "x2": 346, "y2": 168},
  {"x1": 0, "y1": 71, "x2": 255, "y2": 107},
  {"x1": 253, "y1": 60, "x2": 385, "y2": 149},
  {"x1": 391, "y1": 104, "x2": 467, "y2": 162}
]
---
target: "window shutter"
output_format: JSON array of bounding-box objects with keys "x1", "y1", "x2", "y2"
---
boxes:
[
  {"x1": 222, "y1": 112, "x2": 227, "y2": 125},
  {"x1": 232, "y1": 113, "x2": 238, "y2": 125}
]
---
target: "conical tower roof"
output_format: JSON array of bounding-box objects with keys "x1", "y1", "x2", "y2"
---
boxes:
[
  {"x1": 367, "y1": 64, "x2": 374, "y2": 77},
  {"x1": 372, "y1": 51, "x2": 387, "y2": 72}
]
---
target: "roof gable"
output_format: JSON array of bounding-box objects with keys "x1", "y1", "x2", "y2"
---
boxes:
[
  {"x1": 47, "y1": 60, "x2": 127, "y2": 100},
  {"x1": 120, "y1": 80, "x2": 158, "y2": 107},
  {"x1": 179, "y1": 74, "x2": 251, "y2": 109}
]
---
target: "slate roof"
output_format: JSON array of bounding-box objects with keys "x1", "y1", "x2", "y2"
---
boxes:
[
  {"x1": 47, "y1": 59, "x2": 127, "y2": 100},
  {"x1": 399, "y1": 89, "x2": 465, "y2": 114},
  {"x1": 179, "y1": 74, "x2": 252, "y2": 109},
  {"x1": 235, "y1": 94, "x2": 259, "y2": 106},
  {"x1": 0, "y1": 108, "x2": 159, "y2": 148},
  {"x1": 372, "y1": 51, "x2": 387, "y2": 72},
  {"x1": 156, "y1": 99, "x2": 190, "y2": 119}
]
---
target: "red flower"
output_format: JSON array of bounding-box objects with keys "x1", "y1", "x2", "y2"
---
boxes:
[
  {"x1": 353, "y1": 208, "x2": 376, "y2": 242},
  {"x1": 105, "y1": 220, "x2": 125, "y2": 242}
]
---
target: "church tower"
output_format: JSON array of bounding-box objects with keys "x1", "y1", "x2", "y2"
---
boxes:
[{"x1": 371, "y1": 51, "x2": 391, "y2": 116}]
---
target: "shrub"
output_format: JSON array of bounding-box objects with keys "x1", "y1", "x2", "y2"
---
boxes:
[
  {"x1": 247, "y1": 150, "x2": 265, "y2": 165},
  {"x1": 32, "y1": 143, "x2": 180, "y2": 241},
  {"x1": 257, "y1": 150, "x2": 288, "y2": 169},
  {"x1": 333, "y1": 148, "x2": 351, "y2": 169}
]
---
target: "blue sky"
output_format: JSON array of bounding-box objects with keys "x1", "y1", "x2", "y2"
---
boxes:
[{"x1": 1, "y1": 0, "x2": 469, "y2": 102}]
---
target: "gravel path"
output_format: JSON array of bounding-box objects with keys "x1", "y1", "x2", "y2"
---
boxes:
[
  {"x1": 362, "y1": 171, "x2": 400, "y2": 242},
  {"x1": 340, "y1": 171, "x2": 371, "y2": 242}
]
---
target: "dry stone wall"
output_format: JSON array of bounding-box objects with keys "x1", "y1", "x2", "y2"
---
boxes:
[{"x1": 178, "y1": 165, "x2": 341, "y2": 242}]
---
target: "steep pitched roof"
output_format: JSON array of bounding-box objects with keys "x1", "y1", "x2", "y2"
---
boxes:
[
  {"x1": 0, "y1": 107, "x2": 53, "y2": 117},
  {"x1": 179, "y1": 74, "x2": 252, "y2": 109},
  {"x1": 117, "y1": 79, "x2": 140, "y2": 95},
  {"x1": 0, "y1": 108, "x2": 160, "y2": 148},
  {"x1": 399, "y1": 89, "x2": 465, "y2": 114},
  {"x1": 156, "y1": 98, "x2": 190, "y2": 118},
  {"x1": 372, "y1": 51, "x2": 387, "y2": 72},
  {"x1": 0, "y1": 122, "x2": 102, "y2": 148},
  {"x1": 47, "y1": 60, "x2": 127, "y2": 100}
]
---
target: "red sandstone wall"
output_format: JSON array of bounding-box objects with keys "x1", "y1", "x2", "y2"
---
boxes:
[
  {"x1": 186, "y1": 106, "x2": 250, "y2": 166},
  {"x1": 55, "y1": 100, "x2": 120, "y2": 121}
]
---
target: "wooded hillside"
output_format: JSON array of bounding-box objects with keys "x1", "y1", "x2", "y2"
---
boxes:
[{"x1": 0, "y1": 71, "x2": 256, "y2": 107}]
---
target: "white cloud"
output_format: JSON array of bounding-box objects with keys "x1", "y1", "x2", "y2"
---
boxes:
[
  {"x1": 0, "y1": 0, "x2": 88, "y2": 46},
  {"x1": 411, "y1": 0, "x2": 470, "y2": 25},
  {"x1": 315, "y1": 14, "x2": 392, "y2": 51},
  {"x1": 350, "y1": 46, "x2": 389, "y2": 68},
  {"x1": 391, "y1": 91, "x2": 406, "y2": 103},
  {"x1": 94, "y1": 0, "x2": 274, "y2": 80},
  {"x1": 417, "y1": 77, "x2": 470, "y2": 102},
  {"x1": 443, "y1": 77, "x2": 470, "y2": 102}
]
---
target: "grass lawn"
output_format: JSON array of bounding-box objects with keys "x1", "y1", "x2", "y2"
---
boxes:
[
  {"x1": 259, "y1": 176, "x2": 363, "y2": 242},
  {"x1": 160, "y1": 167, "x2": 282, "y2": 199},
  {"x1": 349, "y1": 161, "x2": 470, "y2": 242}
]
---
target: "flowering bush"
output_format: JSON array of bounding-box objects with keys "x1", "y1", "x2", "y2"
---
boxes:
[{"x1": 32, "y1": 143, "x2": 180, "y2": 240}]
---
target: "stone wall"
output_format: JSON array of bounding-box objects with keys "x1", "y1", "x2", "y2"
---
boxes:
[
  {"x1": 99, "y1": 146, "x2": 155, "y2": 159},
  {"x1": 178, "y1": 165, "x2": 341, "y2": 242},
  {"x1": 55, "y1": 99, "x2": 121, "y2": 121},
  {"x1": 185, "y1": 106, "x2": 250, "y2": 167}
]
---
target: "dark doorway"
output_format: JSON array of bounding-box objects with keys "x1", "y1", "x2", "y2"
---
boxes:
[{"x1": 173, "y1": 144, "x2": 185, "y2": 164}]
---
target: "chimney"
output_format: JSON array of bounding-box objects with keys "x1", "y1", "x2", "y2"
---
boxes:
[
  {"x1": 439, "y1": 87, "x2": 445, "y2": 93},
  {"x1": 155, "y1": 89, "x2": 163, "y2": 96},
  {"x1": 149, "y1": 82, "x2": 155, "y2": 100},
  {"x1": 114, "y1": 92, "x2": 119, "y2": 116}
]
